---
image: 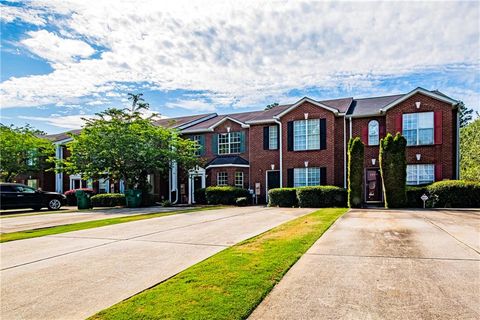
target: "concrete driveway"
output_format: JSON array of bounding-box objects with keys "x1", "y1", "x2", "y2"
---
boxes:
[
  {"x1": 0, "y1": 206, "x2": 313, "y2": 320},
  {"x1": 0, "y1": 206, "x2": 193, "y2": 233},
  {"x1": 250, "y1": 209, "x2": 480, "y2": 320}
]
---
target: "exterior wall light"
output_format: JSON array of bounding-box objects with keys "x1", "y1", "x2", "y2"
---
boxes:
[
  {"x1": 416, "y1": 154, "x2": 421, "y2": 161},
  {"x1": 271, "y1": 164, "x2": 275, "y2": 170},
  {"x1": 304, "y1": 161, "x2": 309, "y2": 168},
  {"x1": 304, "y1": 113, "x2": 309, "y2": 120},
  {"x1": 371, "y1": 158, "x2": 376, "y2": 166},
  {"x1": 226, "y1": 126, "x2": 231, "y2": 132},
  {"x1": 415, "y1": 101, "x2": 421, "y2": 109}
]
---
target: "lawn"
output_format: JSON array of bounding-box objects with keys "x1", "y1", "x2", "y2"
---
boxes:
[
  {"x1": 90, "y1": 207, "x2": 347, "y2": 320},
  {"x1": 0, "y1": 206, "x2": 224, "y2": 243}
]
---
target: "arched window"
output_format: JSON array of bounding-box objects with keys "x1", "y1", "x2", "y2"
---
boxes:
[{"x1": 368, "y1": 120, "x2": 379, "y2": 145}]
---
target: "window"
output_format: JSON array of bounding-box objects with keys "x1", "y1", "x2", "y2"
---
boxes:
[
  {"x1": 293, "y1": 167, "x2": 321, "y2": 187},
  {"x1": 235, "y1": 172, "x2": 244, "y2": 187},
  {"x1": 27, "y1": 179, "x2": 38, "y2": 189},
  {"x1": 14, "y1": 185, "x2": 36, "y2": 193},
  {"x1": 293, "y1": 119, "x2": 320, "y2": 151},
  {"x1": 98, "y1": 178, "x2": 109, "y2": 193},
  {"x1": 192, "y1": 135, "x2": 203, "y2": 156},
  {"x1": 403, "y1": 112, "x2": 434, "y2": 146},
  {"x1": 217, "y1": 172, "x2": 228, "y2": 186},
  {"x1": 26, "y1": 149, "x2": 38, "y2": 166},
  {"x1": 407, "y1": 164, "x2": 435, "y2": 185},
  {"x1": 218, "y1": 132, "x2": 241, "y2": 154},
  {"x1": 268, "y1": 126, "x2": 278, "y2": 150},
  {"x1": 368, "y1": 120, "x2": 379, "y2": 146}
]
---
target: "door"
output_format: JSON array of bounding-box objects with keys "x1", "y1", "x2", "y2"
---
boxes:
[
  {"x1": 365, "y1": 169, "x2": 382, "y2": 202},
  {"x1": 266, "y1": 171, "x2": 280, "y2": 202},
  {"x1": 193, "y1": 176, "x2": 202, "y2": 192}
]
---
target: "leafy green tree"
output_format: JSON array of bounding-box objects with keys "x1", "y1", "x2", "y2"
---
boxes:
[
  {"x1": 127, "y1": 93, "x2": 150, "y2": 114},
  {"x1": 64, "y1": 105, "x2": 199, "y2": 202},
  {"x1": 347, "y1": 137, "x2": 364, "y2": 208},
  {"x1": 379, "y1": 133, "x2": 407, "y2": 208},
  {"x1": 0, "y1": 125, "x2": 54, "y2": 182},
  {"x1": 265, "y1": 102, "x2": 279, "y2": 110},
  {"x1": 460, "y1": 118, "x2": 480, "y2": 181},
  {"x1": 458, "y1": 101, "x2": 474, "y2": 128}
]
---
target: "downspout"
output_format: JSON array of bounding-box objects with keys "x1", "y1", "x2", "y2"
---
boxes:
[
  {"x1": 274, "y1": 118, "x2": 283, "y2": 187},
  {"x1": 171, "y1": 160, "x2": 179, "y2": 204},
  {"x1": 349, "y1": 116, "x2": 352, "y2": 139},
  {"x1": 343, "y1": 115, "x2": 347, "y2": 188},
  {"x1": 456, "y1": 106, "x2": 460, "y2": 179},
  {"x1": 168, "y1": 167, "x2": 172, "y2": 202}
]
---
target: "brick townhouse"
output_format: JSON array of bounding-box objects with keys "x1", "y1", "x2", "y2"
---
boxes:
[{"x1": 17, "y1": 87, "x2": 460, "y2": 205}]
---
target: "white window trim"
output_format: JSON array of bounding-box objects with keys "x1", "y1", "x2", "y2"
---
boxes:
[
  {"x1": 407, "y1": 164, "x2": 435, "y2": 185},
  {"x1": 218, "y1": 132, "x2": 241, "y2": 155},
  {"x1": 403, "y1": 112, "x2": 434, "y2": 146},
  {"x1": 192, "y1": 135, "x2": 202, "y2": 156},
  {"x1": 268, "y1": 125, "x2": 278, "y2": 150},
  {"x1": 368, "y1": 120, "x2": 379, "y2": 146},
  {"x1": 293, "y1": 167, "x2": 321, "y2": 187},
  {"x1": 217, "y1": 172, "x2": 228, "y2": 186},
  {"x1": 293, "y1": 119, "x2": 320, "y2": 151},
  {"x1": 235, "y1": 172, "x2": 244, "y2": 187}
]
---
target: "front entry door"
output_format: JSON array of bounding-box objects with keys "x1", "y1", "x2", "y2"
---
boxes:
[
  {"x1": 365, "y1": 169, "x2": 382, "y2": 202},
  {"x1": 266, "y1": 171, "x2": 280, "y2": 202}
]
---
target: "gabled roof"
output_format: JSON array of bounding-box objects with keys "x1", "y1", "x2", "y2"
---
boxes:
[
  {"x1": 347, "y1": 94, "x2": 404, "y2": 117},
  {"x1": 274, "y1": 97, "x2": 343, "y2": 118},
  {"x1": 154, "y1": 113, "x2": 217, "y2": 129},
  {"x1": 45, "y1": 129, "x2": 81, "y2": 143},
  {"x1": 379, "y1": 87, "x2": 458, "y2": 112}
]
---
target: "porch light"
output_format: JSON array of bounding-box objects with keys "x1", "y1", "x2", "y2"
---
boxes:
[
  {"x1": 416, "y1": 154, "x2": 421, "y2": 161},
  {"x1": 371, "y1": 158, "x2": 376, "y2": 166},
  {"x1": 271, "y1": 164, "x2": 275, "y2": 170},
  {"x1": 415, "y1": 101, "x2": 421, "y2": 109},
  {"x1": 304, "y1": 161, "x2": 309, "y2": 168}
]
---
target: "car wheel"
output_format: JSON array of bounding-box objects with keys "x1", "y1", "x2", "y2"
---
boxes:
[
  {"x1": 47, "y1": 199, "x2": 62, "y2": 210},
  {"x1": 32, "y1": 206, "x2": 42, "y2": 211}
]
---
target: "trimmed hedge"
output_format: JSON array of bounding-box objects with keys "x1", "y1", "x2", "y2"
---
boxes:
[
  {"x1": 205, "y1": 186, "x2": 250, "y2": 205},
  {"x1": 297, "y1": 186, "x2": 347, "y2": 208},
  {"x1": 348, "y1": 137, "x2": 364, "y2": 208},
  {"x1": 91, "y1": 193, "x2": 126, "y2": 207},
  {"x1": 427, "y1": 180, "x2": 480, "y2": 208},
  {"x1": 406, "y1": 186, "x2": 429, "y2": 208},
  {"x1": 268, "y1": 188, "x2": 297, "y2": 207},
  {"x1": 380, "y1": 133, "x2": 407, "y2": 208},
  {"x1": 194, "y1": 188, "x2": 207, "y2": 205}
]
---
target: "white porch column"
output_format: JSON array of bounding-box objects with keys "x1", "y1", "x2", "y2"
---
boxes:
[{"x1": 55, "y1": 145, "x2": 63, "y2": 193}]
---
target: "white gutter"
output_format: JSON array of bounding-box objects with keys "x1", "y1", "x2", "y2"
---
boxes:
[
  {"x1": 343, "y1": 116, "x2": 347, "y2": 188},
  {"x1": 456, "y1": 106, "x2": 460, "y2": 179},
  {"x1": 273, "y1": 118, "x2": 283, "y2": 187}
]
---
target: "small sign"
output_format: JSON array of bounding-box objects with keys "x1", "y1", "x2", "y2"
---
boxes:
[
  {"x1": 421, "y1": 194, "x2": 429, "y2": 208},
  {"x1": 255, "y1": 182, "x2": 261, "y2": 195}
]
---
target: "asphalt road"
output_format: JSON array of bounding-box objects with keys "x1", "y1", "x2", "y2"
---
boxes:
[
  {"x1": 0, "y1": 206, "x2": 314, "y2": 320},
  {"x1": 250, "y1": 209, "x2": 480, "y2": 320}
]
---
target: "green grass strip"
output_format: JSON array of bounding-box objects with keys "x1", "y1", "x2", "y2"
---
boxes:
[
  {"x1": 0, "y1": 206, "x2": 224, "y2": 243},
  {"x1": 90, "y1": 207, "x2": 347, "y2": 320}
]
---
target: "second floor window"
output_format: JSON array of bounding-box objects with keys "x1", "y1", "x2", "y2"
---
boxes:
[
  {"x1": 217, "y1": 172, "x2": 228, "y2": 186},
  {"x1": 218, "y1": 132, "x2": 241, "y2": 154},
  {"x1": 403, "y1": 112, "x2": 434, "y2": 146},
  {"x1": 368, "y1": 120, "x2": 379, "y2": 146},
  {"x1": 26, "y1": 149, "x2": 38, "y2": 167},
  {"x1": 269, "y1": 126, "x2": 278, "y2": 149},
  {"x1": 192, "y1": 135, "x2": 204, "y2": 156},
  {"x1": 294, "y1": 119, "x2": 320, "y2": 151}
]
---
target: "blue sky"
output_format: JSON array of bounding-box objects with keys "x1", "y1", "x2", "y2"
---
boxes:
[{"x1": 1, "y1": 0, "x2": 479, "y2": 134}]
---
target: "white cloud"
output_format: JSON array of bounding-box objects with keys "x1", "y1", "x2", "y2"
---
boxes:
[
  {"x1": 18, "y1": 114, "x2": 95, "y2": 129},
  {"x1": 0, "y1": 4, "x2": 47, "y2": 26},
  {"x1": 21, "y1": 30, "x2": 95, "y2": 64},
  {"x1": 1, "y1": 0, "x2": 479, "y2": 110}
]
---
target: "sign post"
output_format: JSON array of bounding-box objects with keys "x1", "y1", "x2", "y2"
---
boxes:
[{"x1": 421, "y1": 194, "x2": 428, "y2": 209}]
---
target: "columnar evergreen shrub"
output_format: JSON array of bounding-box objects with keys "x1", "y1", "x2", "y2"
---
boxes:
[
  {"x1": 297, "y1": 186, "x2": 347, "y2": 207},
  {"x1": 205, "y1": 186, "x2": 250, "y2": 205},
  {"x1": 427, "y1": 180, "x2": 480, "y2": 208},
  {"x1": 347, "y1": 137, "x2": 364, "y2": 208},
  {"x1": 379, "y1": 133, "x2": 407, "y2": 208},
  {"x1": 91, "y1": 193, "x2": 126, "y2": 207},
  {"x1": 268, "y1": 188, "x2": 297, "y2": 207}
]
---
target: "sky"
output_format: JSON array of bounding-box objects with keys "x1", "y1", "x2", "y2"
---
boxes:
[{"x1": 1, "y1": 0, "x2": 479, "y2": 134}]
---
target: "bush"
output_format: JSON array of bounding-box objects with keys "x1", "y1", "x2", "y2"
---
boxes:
[
  {"x1": 235, "y1": 197, "x2": 248, "y2": 206},
  {"x1": 194, "y1": 188, "x2": 206, "y2": 204},
  {"x1": 91, "y1": 193, "x2": 126, "y2": 207},
  {"x1": 268, "y1": 188, "x2": 297, "y2": 207},
  {"x1": 380, "y1": 133, "x2": 407, "y2": 208},
  {"x1": 348, "y1": 137, "x2": 364, "y2": 208},
  {"x1": 297, "y1": 186, "x2": 347, "y2": 208},
  {"x1": 426, "y1": 180, "x2": 480, "y2": 208},
  {"x1": 65, "y1": 188, "x2": 94, "y2": 206},
  {"x1": 205, "y1": 186, "x2": 250, "y2": 205},
  {"x1": 405, "y1": 185, "x2": 430, "y2": 208}
]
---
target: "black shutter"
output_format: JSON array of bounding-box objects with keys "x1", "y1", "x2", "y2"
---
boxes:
[
  {"x1": 287, "y1": 168, "x2": 294, "y2": 187},
  {"x1": 320, "y1": 118, "x2": 326, "y2": 150},
  {"x1": 320, "y1": 167, "x2": 327, "y2": 185},
  {"x1": 263, "y1": 126, "x2": 269, "y2": 150},
  {"x1": 287, "y1": 121, "x2": 294, "y2": 151}
]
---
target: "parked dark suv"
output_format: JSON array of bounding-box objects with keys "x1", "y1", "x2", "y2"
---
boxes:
[{"x1": 0, "y1": 183, "x2": 67, "y2": 211}]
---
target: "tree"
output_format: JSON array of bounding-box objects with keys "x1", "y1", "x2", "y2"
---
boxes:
[
  {"x1": 458, "y1": 101, "x2": 474, "y2": 128},
  {"x1": 460, "y1": 118, "x2": 480, "y2": 181},
  {"x1": 0, "y1": 125, "x2": 54, "y2": 182},
  {"x1": 379, "y1": 133, "x2": 407, "y2": 208},
  {"x1": 347, "y1": 137, "x2": 364, "y2": 208},
  {"x1": 127, "y1": 93, "x2": 150, "y2": 114},
  {"x1": 265, "y1": 102, "x2": 279, "y2": 110},
  {"x1": 64, "y1": 105, "x2": 199, "y2": 203}
]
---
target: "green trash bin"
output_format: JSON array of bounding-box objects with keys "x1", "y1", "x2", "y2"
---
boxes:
[
  {"x1": 75, "y1": 190, "x2": 92, "y2": 209},
  {"x1": 125, "y1": 189, "x2": 142, "y2": 208}
]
